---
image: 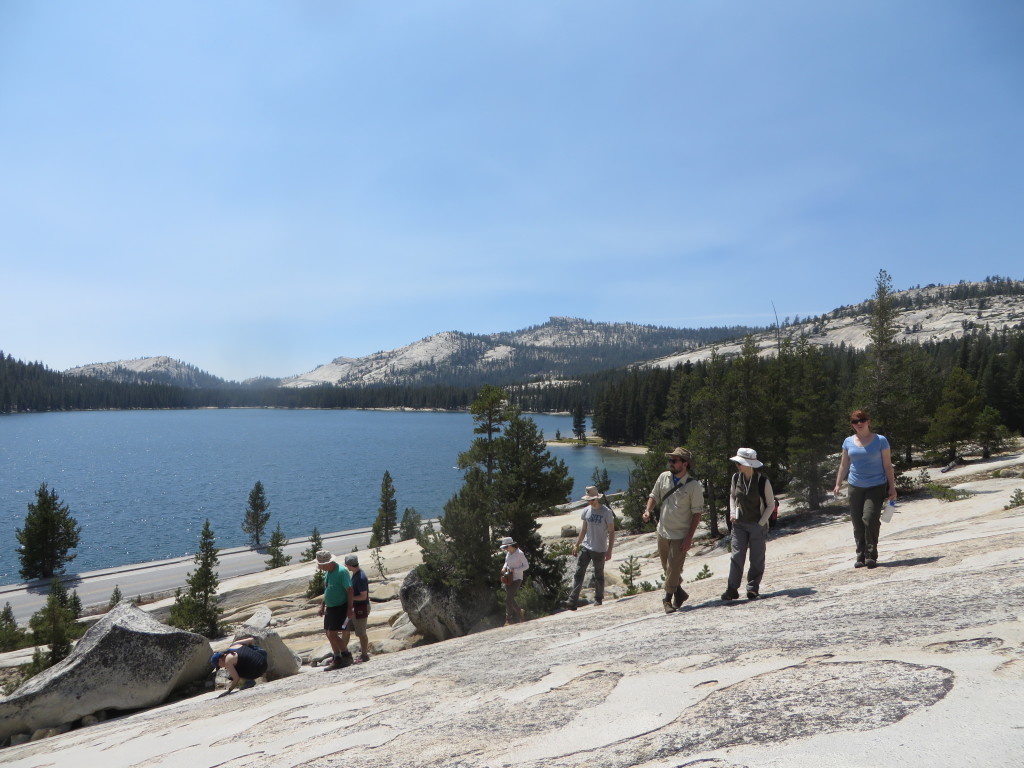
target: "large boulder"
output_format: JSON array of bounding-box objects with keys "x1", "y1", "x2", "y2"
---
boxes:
[
  {"x1": 0, "y1": 602, "x2": 210, "y2": 742},
  {"x1": 398, "y1": 567, "x2": 494, "y2": 642}
]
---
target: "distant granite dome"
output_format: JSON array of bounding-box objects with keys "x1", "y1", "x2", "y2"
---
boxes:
[
  {"x1": 648, "y1": 279, "x2": 1024, "y2": 369},
  {"x1": 64, "y1": 356, "x2": 231, "y2": 388},
  {"x1": 277, "y1": 317, "x2": 749, "y2": 388}
]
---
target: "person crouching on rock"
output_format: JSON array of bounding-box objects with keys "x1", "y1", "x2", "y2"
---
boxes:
[
  {"x1": 499, "y1": 536, "x2": 529, "y2": 625},
  {"x1": 317, "y1": 550, "x2": 355, "y2": 670},
  {"x1": 210, "y1": 637, "x2": 268, "y2": 694}
]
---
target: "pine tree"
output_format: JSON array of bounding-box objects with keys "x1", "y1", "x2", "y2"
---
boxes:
[
  {"x1": 302, "y1": 527, "x2": 326, "y2": 597},
  {"x1": 301, "y1": 527, "x2": 324, "y2": 561},
  {"x1": 572, "y1": 403, "x2": 587, "y2": 441},
  {"x1": 974, "y1": 405, "x2": 1010, "y2": 459},
  {"x1": 857, "y1": 269, "x2": 908, "y2": 462},
  {"x1": 419, "y1": 466, "x2": 494, "y2": 591},
  {"x1": 883, "y1": 345, "x2": 942, "y2": 465},
  {"x1": 108, "y1": 584, "x2": 123, "y2": 610},
  {"x1": 68, "y1": 590, "x2": 82, "y2": 619},
  {"x1": 241, "y1": 480, "x2": 271, "y2": 548},
  {"x1": 0, "y1": 602, "x2": 26, "y2": 652},
  {"x1": 420, "y1": 392, "x2": 576, "y2": 622},
  {"x1": 927, "y1": 367, "x2": 984, "y2": 461},
  {"x1": 457, "y1": 384, "x2": 512, "y2": 482},
  {"x1": 168, "y1": 520, "x2": 223, "y2": 638},
  {"x1": 28, "y1": 578, "x2": 77, "y2": 667},
  {"x1": 399, "y1": 507, "x2": 422, "y2": 541},
  {"x1": 687, "y1": 349, "x2": 733, "y2": 537},
  {"x1": 370, "y1": 471, "x2": 398, "y2": 547},
  {"x1": 16, "y1": 483, "x2": 82, "y2": 580},
  {"x1": 492, "y1": 412, "x2": 574, "y2": 605},
  {"x1": 787, "y1": 341, "x2": 839, "y2": 510},
  {"x1": 264, "y1": 523, "x2": 292, "y2": 569},
  {"x1": 305, "y1": 568, "x2": 326, "y2": 599},
  {"x1": 726, "y1": 336, "x2": 769, "y2": 448}
]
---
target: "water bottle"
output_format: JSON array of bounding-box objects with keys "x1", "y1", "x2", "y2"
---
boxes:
[{"x1": 881, "y1": 499, "x2": 895, "y2": 523}]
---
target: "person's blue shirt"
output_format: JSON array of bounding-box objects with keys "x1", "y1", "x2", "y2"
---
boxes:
[{"x1": 844, "y1": 434, "x2": 890, "y2": 487}]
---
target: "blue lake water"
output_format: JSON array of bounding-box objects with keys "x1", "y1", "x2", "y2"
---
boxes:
[{"x1": 0, "y1": 409, "x2": 636, "y2": 583}]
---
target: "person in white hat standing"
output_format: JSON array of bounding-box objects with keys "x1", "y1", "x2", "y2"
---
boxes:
[
  {"x1": 563, "y1": 485, "x2": 615, "y2": 610},
  {"x1": 499, "y1": 537, "x2": 529, "y2": 625},
  {"x1": 722, "y1": 448, "x2": 775, "y2": 601}
]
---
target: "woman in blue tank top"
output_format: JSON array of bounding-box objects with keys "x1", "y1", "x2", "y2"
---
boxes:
[{"x1": 833, "y1": 409, "x2": 897, "y2": 568}]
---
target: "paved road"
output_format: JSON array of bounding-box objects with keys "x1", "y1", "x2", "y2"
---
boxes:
[{"x1": 0, "y1": 527, "x2": 374, "y2": 624}]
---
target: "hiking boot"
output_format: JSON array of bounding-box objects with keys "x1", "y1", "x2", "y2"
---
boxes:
[
  {"x1": 662, "y1": 596, "x2": 676, "y2": 614},
  {"x1": 357, "y1": 653, "x2": 370, "y2": 664},
  {"x1": 721, "y1": 589, "x2": 740, "y2": 601},
  {"x1": 239, "y1": 679, "x2": 256, "y2": 690},
  {"x1": 854, "y1": 559, "x2": 866, "y2": 568},
  {"x1": 338, "y1": 651, "x2": 354, "y2": 668},
  {"x1": 673, "y1": 586, "x2": 689, "y2": 608},
  {"x1": 323, "y1": 655, "x2": 343, "y2": 671},
  {"x1": 866, "y1": 559, "x2": 878, "y2": 569},
  {"x1": 746, "y1": 590, "x2": 759, "y2": 600},
  {"x1": 561, "y1": 599, "x2": 578, "y2": 611}
]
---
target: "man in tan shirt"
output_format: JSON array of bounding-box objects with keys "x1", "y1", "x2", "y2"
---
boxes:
[{"x1": 643, "y1": 447, "x2": 704, "y2": 614}]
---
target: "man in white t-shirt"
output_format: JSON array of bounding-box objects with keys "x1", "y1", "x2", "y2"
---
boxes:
[{"x1": 563, "y1": 485, "x2": 615, "y2": 610}]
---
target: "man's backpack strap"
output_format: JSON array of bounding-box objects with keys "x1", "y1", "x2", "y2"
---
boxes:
[{"x1": 653, "y1": 475, "x2": 694, "y2": 522}]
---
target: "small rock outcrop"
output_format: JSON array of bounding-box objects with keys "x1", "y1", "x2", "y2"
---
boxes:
[
  {"x1": 0, "y1": 602, "x2": 210, "y2": 742},
  {"x1": 399, "y1": 567, "x2": 494, "y2": 641}
]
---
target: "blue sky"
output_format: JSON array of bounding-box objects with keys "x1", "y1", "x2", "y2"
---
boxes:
[{"x1": 2, "y1": 1, "x2": 1022, "y2": 382}]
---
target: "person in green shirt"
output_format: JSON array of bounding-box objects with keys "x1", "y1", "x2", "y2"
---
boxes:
[{"x1": 316, "y1": 550, "x2": 354, "y2": 670}]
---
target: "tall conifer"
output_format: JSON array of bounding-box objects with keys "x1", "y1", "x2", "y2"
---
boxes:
[
  {"x1": 242, "y1": 480, "x2": 271, "y2": 548},
  {"x1": 169, "y1": 520, "x2": 222, "y2": 638},
  {"x1": 16, "y1": 483, "x2": 81, "y2": 580}
]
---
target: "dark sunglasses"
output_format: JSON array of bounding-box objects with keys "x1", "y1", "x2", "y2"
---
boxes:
[
  {"x1": 850, "y1": 418, "x2": 868, "y2": 425},
  {"x1": 668, "y1": 457, "x2": 686, "y2": 464}
]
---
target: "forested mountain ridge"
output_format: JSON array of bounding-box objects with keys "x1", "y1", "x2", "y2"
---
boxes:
[
  {"x1": 648, "y1": 277, "x2": 1024, "y2": 369},
  {"x1": 277, "y1": 316, "x2": 757, "y2": 389},
  {"x1": 64, "y1": 356, "x2": 234, "y2": 388},
  {"x1": 52, "y1": 318, "x2": 754, "y2": 390}
]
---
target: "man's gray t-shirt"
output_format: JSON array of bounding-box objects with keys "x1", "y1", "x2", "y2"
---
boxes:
[{"x1": 581, "y1": 504, "x2": 614, "y2": 553}]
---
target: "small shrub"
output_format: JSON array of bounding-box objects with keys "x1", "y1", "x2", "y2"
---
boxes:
[
  {"x1": 306, "y1": 569, "x2": 325, "y2": 599},
  {"x1": 505, "y1": 577, "x2": 546, "y2": 621},
  {"x1": 370, "y1": 546, "x2": 388, "y2": 581},
  {"x1": 926, "y1": 483, "x2": 975, "y2": 502},
  {"x1": 689, "y1": 564, "x2": 713, "y2": 582},
  {"x1": 619, "y1": 555, "x2": 643, "y2": 595},
  {"x1": 548, "y1": 539, "x2": 574, "y2": 558},
  {"x1": 1004, "y1": 488, "x2": 1024, "y2": 510}
]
